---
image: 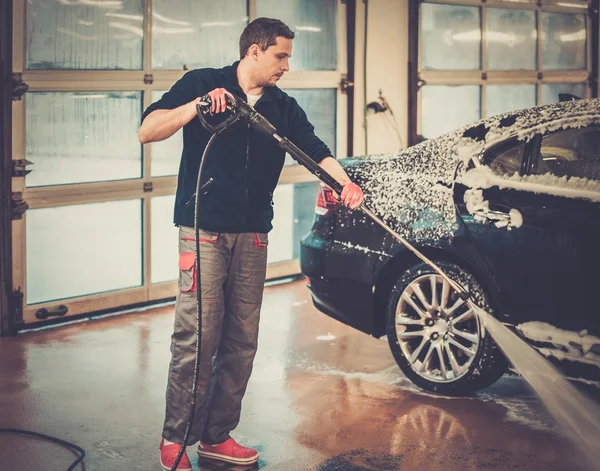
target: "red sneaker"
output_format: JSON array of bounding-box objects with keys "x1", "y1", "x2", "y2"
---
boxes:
[
  {"x1": 198, "y1": 438, "x2": 259, "y2": 465},
  {"x1": 159, "y1": 438, "x2": 192, "y2": 471}
]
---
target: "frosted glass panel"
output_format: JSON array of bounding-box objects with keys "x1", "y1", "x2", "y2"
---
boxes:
[
  {"x1": 26, "y1": 0, "x2": 143, "y2": 70},
  {"x1": 421, "y1": 86, "x2": 481, "y2": 139},
  {"x1": 256, "y1": 0, "x2": 337, "y2": 71},
  {"x1": 541, "y1": 12, "x2": 586, "y2": 70},
  {"x1": 293, "y1": 182, "x2": 320, "y2": 259},
  {"x1": 151, "y1": 196, "x2": 178, "y2": 284},
  {"x1": 269, "y1": 185, "x2": 294, "y2": 264},
  {"x1": 26, "y1": 200, "x2": 143, "y2": 305},
  {"x1": 541, "y1": 83, "x2": 587, "y2": 105},
  {"x1": 268, "y1": 182, "x2": 319, "y2": 264},
  {"x1": 421, "y1": 3, "x2": 480, "y2": 70},
  {"x1": 284, "y1": 89, "x2": 336, "y2": 166},
  {"x1": 152, "y1": 0, "x2": 247, "y2": 69},
  {"x1": 151, "y1": 91, "x2": 183, "y2": 176},
  {"x1": 486, "y1": 9, "x2": 536, "y2": 70},
  {"x1": 486, "y1": 85, "x2": 537, "y2": 117},
  {"x1": 26, "y1": 92, "x2": 142, "y2": 187}
]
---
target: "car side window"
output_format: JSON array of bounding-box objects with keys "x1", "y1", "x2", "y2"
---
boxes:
[
  {"x1": 532, "y1": 126, "x2": 600, "y2": 181},
  {"x1": 483, "y1": 140, "x2": 527, "y2": 177}
]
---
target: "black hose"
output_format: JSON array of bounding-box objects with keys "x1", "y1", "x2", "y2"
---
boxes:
[
  {"x1": 0, "y1": 428, "x2": 85, "y2": 471},
  {"x1": 170, "y1": 131, "x2": 218, "y2": 471}
]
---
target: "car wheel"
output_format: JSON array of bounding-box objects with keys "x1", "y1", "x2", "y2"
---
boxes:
[{"x1": 385, "y1": 261, "x2": 507, "y2": 395}]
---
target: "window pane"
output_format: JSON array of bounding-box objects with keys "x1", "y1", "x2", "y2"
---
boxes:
[
  {"x1": 268, "y1": 182, "x2": 319, "y2": 264},
  {"x1": 421, "y1": 3, "x2": 480, "y2": 70},
  {"x1": 535, "y1": 127, "x2": 600, "y2": 180},
  {"x1": 269, "y1": 185, "x2": 294, "y2": 264},
  {"x1": 26, "y1": 200, "x2": 143, "y2": 305},
  {"x1": 421, "y1": 86, "x2": 481, "y2": 139},
  {"x1": 486, "y1": 84, "x2": 536, "y2": 117},
  {"x1": 256, "y1": 0, "x2": 337, "y2": 71},
  {"x1": 152, "y1": 0, "x2": 247, "y2": 70},
  {"x1": 486, "y1": 141, "x2": 526, "y2": 177},
  {"x1": 541, "y1": 83, "x2": 588, "y2": 105},
  {"x1": 541, "y1": 12, "x2": 586, "y2": 70},
  {"x1": 283, "y1": 89, "x2": 336, "y2": 166},
  {"x1": 151, "y1": 91, "x2": 183, "y2": 177},
  {"x1": 485, "y1": 9, "x2": 536, "y2": 70},
  {"x1": 151, "y1": 195, "x2": 178, "y2": 284},
  {"x1": 26, "y1": 92, "x2": 142, "y2": 187},
  {"x1": 293, "y1": 182, "x2": 320, "y2": 259},
  {"x1": 26, "y1": 0, "x2": 143, "y2": 70}
]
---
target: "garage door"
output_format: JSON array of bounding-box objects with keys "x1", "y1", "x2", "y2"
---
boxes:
[
  {"x1": 11, "y1": 0, "x2": 348, "y2": 327},
  {"x1": 417, "y1": 0, "x2": 594, "y2": 140}
]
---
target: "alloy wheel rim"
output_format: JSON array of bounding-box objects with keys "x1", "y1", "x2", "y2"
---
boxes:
[{"x1": 395, "y1": 274, "x2": 481, "y2": 383}]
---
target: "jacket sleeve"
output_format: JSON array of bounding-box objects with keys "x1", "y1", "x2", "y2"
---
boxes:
[
  {"x1": 287, "y1": 96, "x2": 333, "y2": 164},
  {"x1": 141, "y1": 70, "x2": 202, "y2": 123}
]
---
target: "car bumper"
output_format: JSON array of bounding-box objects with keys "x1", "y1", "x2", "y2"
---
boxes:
[
  {"x1": 300, "y1": 232, "x2": 375, "y2": 335},
  {"x1": 300, "y1": 233, "x2": 335, "y2": 310}
]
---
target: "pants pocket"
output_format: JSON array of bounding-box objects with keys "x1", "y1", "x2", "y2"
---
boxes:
[
  {"x1": 179, "y1": 252, "x2": 196, "y2": 292},
  {"x1": 181, "y1": 230, "x2": 219, "y2": 243},
  {"x1": 254, "y1": 233, "x2": 268, "y2": 248}
]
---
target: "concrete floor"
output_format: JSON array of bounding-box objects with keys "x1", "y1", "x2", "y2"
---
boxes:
[{"x1": 0, "y1": 280, "x2": 589, "y2": 471}]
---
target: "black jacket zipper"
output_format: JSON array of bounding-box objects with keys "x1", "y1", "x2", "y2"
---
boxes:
[{"x1": 184, "y1": 177, "x2": 214, "y2": 207}]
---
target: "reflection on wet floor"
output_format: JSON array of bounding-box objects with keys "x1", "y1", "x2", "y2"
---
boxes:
[
  {"x1": 197, "y1": 458, "x2": 259, "y2": 471},
  {"x1": 0, "y1": 280, "x2": 590, "y2": 471}
]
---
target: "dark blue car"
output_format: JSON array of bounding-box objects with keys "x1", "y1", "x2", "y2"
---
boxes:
[{"x1": 300, "y1": 98, "x2": 600, "y2": 395}]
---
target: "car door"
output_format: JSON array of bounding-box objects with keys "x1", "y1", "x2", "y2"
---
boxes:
[{"x1": 455, "y1": 123, "x2": 600, "y2": 337}]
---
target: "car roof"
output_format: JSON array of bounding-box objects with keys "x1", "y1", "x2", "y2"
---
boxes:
[
  {"x1": 419, "y1": 97, "x2": 600, "y2": 161},
  {"x1": 351, "y1": 98, "x2": 600, "y2": 167}
]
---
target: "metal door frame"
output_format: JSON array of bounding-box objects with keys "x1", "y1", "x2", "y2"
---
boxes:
[{"x1": 1, "y1": 0, "x2": 14, "y2": 336}]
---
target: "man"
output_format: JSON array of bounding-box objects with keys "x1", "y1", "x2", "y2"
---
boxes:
[{"x1": 139, "y1": 17, "x2": 364, "y2": 470}]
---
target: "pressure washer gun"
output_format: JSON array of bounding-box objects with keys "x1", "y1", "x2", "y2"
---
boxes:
[{"x1": 195, "y1": 93, "x2": 472, "y2": 301}]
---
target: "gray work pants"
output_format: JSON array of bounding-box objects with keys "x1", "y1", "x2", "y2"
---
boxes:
[{"x1": 162, "y1": 226, "x2": 268, "y2": 445}]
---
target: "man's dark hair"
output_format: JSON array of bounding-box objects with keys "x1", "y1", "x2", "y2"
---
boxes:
[{"x1": 239, "y1": 18, "x2": 295, "y2": 59}]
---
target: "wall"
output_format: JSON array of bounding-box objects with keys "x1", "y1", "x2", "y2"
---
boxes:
[{"x1": 353, "y1": 0, "x2": 409, "y2": 157}]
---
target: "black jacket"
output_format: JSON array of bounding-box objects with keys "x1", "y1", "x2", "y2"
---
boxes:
[{"x1": 141, "y1": 61, "x2": 332, "y2": 233}]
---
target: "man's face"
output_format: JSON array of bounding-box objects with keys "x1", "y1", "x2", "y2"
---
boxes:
[{"x1": 253, "y1": 37, "x2": 292, "y2": 87}]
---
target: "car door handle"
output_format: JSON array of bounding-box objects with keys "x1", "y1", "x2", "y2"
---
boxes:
[
  {"x1": 482, "y1": 209, "x2": 511, "y2": 222},
  {"x1": 472, "y1": 208, "x2": 512, "y2": 226}
]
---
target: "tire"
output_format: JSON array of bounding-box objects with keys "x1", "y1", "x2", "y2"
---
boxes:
[{"x1": 385, "y1": 260, "x2": 507, "y2": 396}]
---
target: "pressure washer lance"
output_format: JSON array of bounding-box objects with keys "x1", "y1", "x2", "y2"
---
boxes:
[
  {"x1": 197, "y1": 93, "x2": 474, "y2": 299},
  {"x1": 170, "y1": 92, "x2": 478, "y2": 471}
]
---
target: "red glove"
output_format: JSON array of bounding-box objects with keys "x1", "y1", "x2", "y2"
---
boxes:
[{"x1": 340, "y1": 182, "x2": 364, "y2": 210}]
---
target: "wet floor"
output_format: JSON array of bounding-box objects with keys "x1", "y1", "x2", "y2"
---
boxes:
[{"x1": 0, "y1": 280, "x2": 591, "y2": 471}]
